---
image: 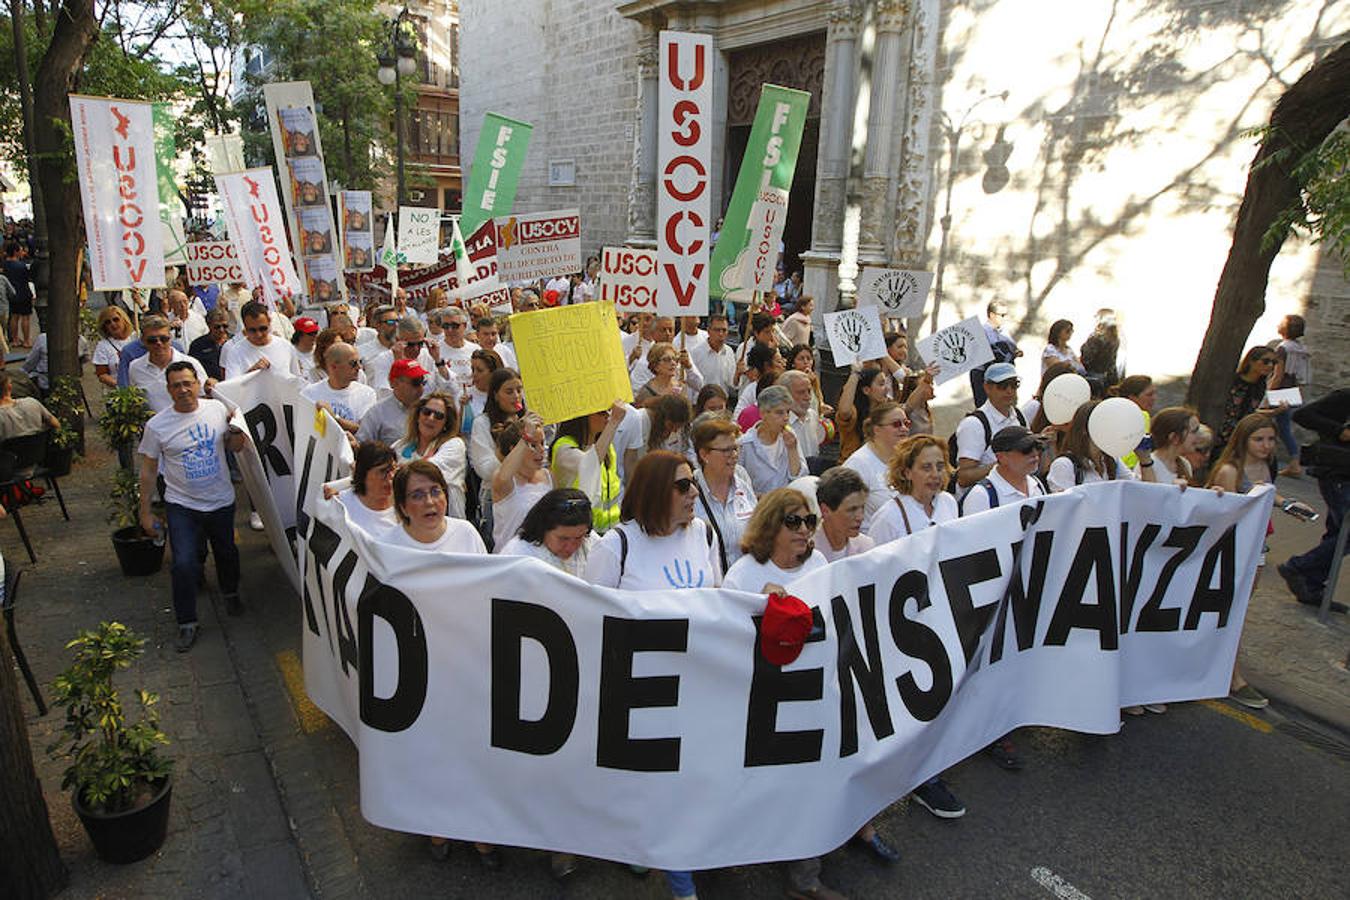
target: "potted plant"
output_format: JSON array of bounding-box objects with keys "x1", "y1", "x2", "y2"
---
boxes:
[
  {"x1": 107, "y1": 467, "x2": 164, "y2": 576},
  {"x1": 98, "y1": 386, "x2": 152, "y2": 471},
  {"x1": 46, "y1": 375, "x2": 86, "y2": 474},
  {"x1": 49, "y1": 622, "x2": 174, "y2": 864}
]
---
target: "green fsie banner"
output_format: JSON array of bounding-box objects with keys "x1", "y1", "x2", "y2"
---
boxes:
[
  {"x1": 709, "y1": 85, "x2": 810, "y2": 302},
  {"x1": 461, "y1": 112, "x2": 533, "y2": 236}
]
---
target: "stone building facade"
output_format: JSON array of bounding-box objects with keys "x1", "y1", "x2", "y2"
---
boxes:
[{"x1": 459, "y1": 0, "x2": 1349, "y2": 398}]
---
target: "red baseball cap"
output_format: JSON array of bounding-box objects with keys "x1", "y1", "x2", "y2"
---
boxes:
[
  {"x1": 389, "y1": 358, "x2": 429, "y2": 383},
  {"x1": 760, "y1": 593, "x2": 813, "y2": 666},
  {"x1": 293, "y1": 316, "x2": 320, "y2": 335},
  {"x1": 543, "y1": 289, "x2": 561, "y2": 306}
]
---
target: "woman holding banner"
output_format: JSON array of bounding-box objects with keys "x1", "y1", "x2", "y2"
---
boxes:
[
  {"x1": 498, "y1": 488, "x2": 596, "y2": 578},
  {"x1": 326, "y1": 442, "x2": 398, "y2": 536},
  {"x1": 491, "y1": 415, "x2": 554, "y2": 552},
  {"x1": 389, "y1": 461, "x2": 485, "y2": 554},
  {"x1": 394, "y1": 392, "x2": 467, "y2": 519}
]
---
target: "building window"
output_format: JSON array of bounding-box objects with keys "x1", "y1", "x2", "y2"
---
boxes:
[{"x1": 410, "y1": 108, "x2": 459, "y2": 160}]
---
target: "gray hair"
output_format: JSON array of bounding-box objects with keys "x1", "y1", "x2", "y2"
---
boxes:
[
  {"x1": 396, "y1": 315, "x2": 425, "y2": 339},
  {"x1": 205, "y1": 307, "x2": 230, "y2": 325},
  {"x1": 757, "y1": 385, "x2": 791, "y2": 413},
  {"x1": 776, "y1": 369, "x2": 811, "y2": 391},
  {"x1": 140, "y1": 314, "x2": 170, "y2": 333},
  {"x1": 442, "y1": 305, "x2": 468, "y2": 324}
]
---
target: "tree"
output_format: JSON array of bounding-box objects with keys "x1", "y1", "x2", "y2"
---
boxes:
[{"x1": 1186, "y1": 41, "x2": 1350, "y2": 429}]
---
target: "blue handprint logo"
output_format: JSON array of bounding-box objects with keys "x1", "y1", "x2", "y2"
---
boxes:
[
  {"x1": 182, "y1": 422, "x2": 221, "y2": 481},
  {"x1": 663, "y1": 559, "x2": 705, "y2": 589}
]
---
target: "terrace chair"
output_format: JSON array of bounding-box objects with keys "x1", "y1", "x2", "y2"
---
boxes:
[
  {"x1": 0, "y1": 430, "x2": 70, "y2": 564},
  {"x1": 2, "y1": 567, "x2": 46, "y2": 714}
]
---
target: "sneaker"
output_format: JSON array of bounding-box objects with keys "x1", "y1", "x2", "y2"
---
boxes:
[
  {"x1": 850, "y1": 830, "x2": 901, "y2": 862},
  {"x1": 249, "y1": 511, "x2": 265, "y2": 531},
  {"x1": 1124, "y1": 705, "x2": 1146, "y2": 716},
  {"x1": 1277, "y1": 563, "x2": 1317, "y2": 605},
  {"x1": 1144, "y1": 703, "x2": 1168, "y2": 714},
  {"x1": 987, "y1": 737, "x2": 1023, "y2": 771},
  {"x1": 912, "y1": 778, "x2": 966, "y2": 818},
  {"x1": 1229, "y1": 684, "x2": 1269, "y2": 710},
  {"x1": 175, "y1": 623, "x2": 199, "y2": 653},
  {"x1": 224, "y1": 593, "x2": 243, "y2": 616}
]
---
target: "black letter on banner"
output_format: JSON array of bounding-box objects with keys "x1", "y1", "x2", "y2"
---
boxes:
[
  {"x1": 890, "y1": 571, "x2": 952, "y2": 723},
  {"x1": 833, "y1": 585, "x2": 893, "y2": 757},
  {"x1": 490, "y1": 599, "x2": 579, "y2": 755},
  {"x1": 597, "y1": 617, "x2": 688, "y2": 772},
  {"x1": 294, "y1": 436, "x2": 319, "y2": 540},
  {"x1": 1045, "y1": 527, "x2": 1119, "y2": 650},
  {"x1": 745, "y1": 608, "x2": 826, "y2": 766},
  {"x1": 332, "y1": 551, "x2": 361, "y2": 675},
  {"x1": 1118, "y1": 523, "x2": 1161, "y2": 635},
  {"x1": 304, "y1": 520, "x2": 342, "y2": 648},
  {"x1": 357, "y1": 574, "x2": 427, "y2": 732},
  {"x1": 989, "y1": 531, "x2": 1054, "y2": 664},
  {"x1": 938, "y1": 549, "x2": 1003, "y2": 665},
  {"x1": 244, "y1": 403, "x2": 291, "y2": 478},
  {"x1": 1185, "y1": 524, "x2": 1237, "y2": 629},
  {"x1": 1136, "y1": 526, "x2": 1205, "y2": 633}
]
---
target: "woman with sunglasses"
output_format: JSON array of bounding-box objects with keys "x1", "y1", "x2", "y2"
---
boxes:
[
  {"x1": 394, "y1": 392, "x2": 467, "y2": 519},
  {"x1": 323, "y1": 441, "x2": 399, "y2": 535},
  {"x1": 93, "y1": 305, "x2": 135, "y2": 388},
  {"x1": 498, "y1": 488, "x2": 596, "y2": 578},
  {"x1": 491, "y1": 414, "x2": 554, "y2": 552},
  {"x1": 691, "y1": 417, "x2": 757, "y2": 570},
  {"x1": 737, "y1": 385, "x2": 804, "y2": 495},
  {"x1": 469, "y1": 367, "x2": 526, "y2": 482},
  {"x1": 841, "y1": 401, "x2": 910, "y2": 520},
  {"x1": 723, "y1": 487, "x2": 826, "y2": 591},
  {"x1": 1216, "y1": 346, "x2": 1287, "y2": 457}
]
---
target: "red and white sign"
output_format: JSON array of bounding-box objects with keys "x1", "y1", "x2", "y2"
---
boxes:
[
  {"x1": 599, "y1": 246, "x2": 659, "y2": 312},
  {"x1": 70, "y1": 96, "x2": 165, "y2": 290},
  {"x1": 215, "y1": 168, "x2": 303, "y2": 305},
  {"x1": 493, "y1": 209, "x2": 581, "y2": 282},
  {"x1": 185, "y1": 241, "x2": 245, "y2": 285},
  {"x1": 742, "y1": 187, "x2": 789, "y2": 293},
  {"x1": 656, "y1": 31, "x2": 712, "y2": 316},
  {"x1": 454, "y1": 275, "x2": 513, "y2": 315}
]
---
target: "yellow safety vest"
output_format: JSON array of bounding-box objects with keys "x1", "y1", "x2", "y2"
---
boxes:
[{"x1": 550, "y1": 436, "x2": 621, "y2": 531}]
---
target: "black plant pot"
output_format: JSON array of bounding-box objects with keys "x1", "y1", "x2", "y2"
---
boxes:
[
  {"x1": 111, "y1": 526, "x2": 164, "y2": 576},
  {"x1": 47, "y1": 445, "x2": 74, "y2": 477},
  {"x1": 73, "y1": 776, "x2": 173, "y2": 864}
]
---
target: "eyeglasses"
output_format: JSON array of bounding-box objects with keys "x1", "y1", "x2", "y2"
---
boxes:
[
  {"x1": 447, "y1": 322, "x2": 464, "y2": 329},
  {"x1": 210, "y1": 323, "x2": 230, "y2": 332},
  {"x1": 992, "y1": 379, "x2": 1021, "y2": 389},
  {"x1": 783, "y1": 513, "x2": 819, "y2": 532},
  {"x1": 419, "y1": 407, "x2": 447, "y2": 421},
  {"x1": 143, "y1": 334, "x2": 172, "y2": 345},
  {"x1": 381, "y1": 318, "x2": 399, "y2": 326},
  {"x1": 555, "y1": 498, "x2": 592, "y2": 516},
  {"x1": 245, "y1": 325, "x2": 270, "y2": 335},
  {"x1": 408, "y1": 377, "x2": 426, "y2": 389},
  {"x1": 404, "y1": 340, "x2": 425, "y2": 349},
  {"x1": 705, "y1": 445, "x2": 738, "y2": 455},
  {"x1": 881, "y1": 419, "x2": 908, "y2": 430},
  {"x1": 406, "y1": 486, "x2": 445, "y2": 503},
  {"x1": 673, "y1": 477, "x2": 696, "y2": 494}
]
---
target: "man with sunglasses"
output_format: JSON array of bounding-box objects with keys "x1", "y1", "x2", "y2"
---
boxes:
[
  {"x1": 219, "y1": 301, "x2": 302, "y2": 381},
  {"x1": 129, "y1": 315, "x2": 213, "y2": 412},
  {"x1": 954, "y1": 361, "x2": 1028, "y2": 497},
  {"x1": 301, "y1": 343, "x2": 377, "y2": 435},
  {"x1": 436, "y1": 306, "x2": 480, "y2": 400},
  {"x1": 358, "y1": 358, "x2": 429, "y2": 445},
  {"x1": 188, "y1": 309, "x2": 232, "y2": 381},
  {"x1": 366, "y1": 316, "x2": 450, "y2": 397}
]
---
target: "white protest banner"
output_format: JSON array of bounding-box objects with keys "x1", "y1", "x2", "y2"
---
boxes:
[
  {"x1": 855, "y1": 267, "x2": 934, "y2": 320},
  {"x1": 185, "y1": 241, "x2": 244, "y2": 285},
  {"x1": 823, "y1": 306, "x2": 887, "y2": 366},
  {"x1": 296, "y1": 479, "x2": 1267, "y2": 869},
  {"x1": 599, "y1": 246, "x2": 659, "y2": 312},
  {"x1": 69, "y1": 96, "x2": 165, "y2": 290},
  {"x1": 398, "y1": 206, "x2": 441, "y2": 266},
  {"x1": 215, "y1": 169, "x2": 304, "y2": 305},
  {"x1": 292, "y1": 397, "x2": 354, "y2": 608},
  {"x1": 453, "y1": 275, "x2": 513, "y2": 315},
  {"x1": 657, "y1": 31, "x2": 712, "y2": 316},
  {"x1": 916, "y1": 315, "x2": 996, "y2": 385},
  {"x1": 494, "y1": 209, "x2": 581, "y2": 282},
  {"x1": 205, "y1": 132, "x2": 245, "y2": 175},
  {"x1": 741, "y1": 187, "x2": 790, "y2": 293}
]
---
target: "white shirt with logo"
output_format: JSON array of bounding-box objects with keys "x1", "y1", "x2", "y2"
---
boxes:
[
  {"x1": 584, "y1": 519, "x2": 722, "y2": 590},
  {"x1": 220, "y1": 338, "x2": 301, "y2": 381},
  {"x1": 723, "y1": 549, "x2": 827, "y2": 592},
  {"x1": 301, "y1": 379, "x2": 378, "y2": 424},
  {"x1": 129, "y1": 351, "x2": 208, "y2": 413},
  {"x1": 138, "y1": 399, "x2": 236, "y2": 512}
]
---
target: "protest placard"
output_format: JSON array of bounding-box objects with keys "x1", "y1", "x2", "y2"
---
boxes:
[
  {"x1": 599, "y1": 246, "x2": 659, "y2": 312},
  {"x1": 215, "y1": 168, "x2": 304, "y2": 305},
  {"x1": 339, "y1": 191, "x2": 375, "y2": 272},
  {"x1": 916, "y1": 315, "x2": 996, "y2": 385},
  {"x1": 185, "y1": 241, "x2": 244, "y2": 285},
  {"x1": 741, "y1": 187, "x2": 790, "y2": 293},
  {"x1": 855, "y1": 267, "x2": 934, "y2": 320},
  {"x1": 657, "y1": 31, "x2": 713, "y2": 315},
  {"x1": 69, "y1": 95, "x2": 166, "y2": 290},
  {"x1": 398, "y1": 206, "x2": 441, "y2": 266},
  {"x1": 509, "y1": 302, "x2": 632, "y2": 423},
  {"x1": 823, "y1": 306, "x2": 887, "y2": 366},
  {"x1": 461, "y1": 113, "x2": 533, "y2": 236},
  {"x1": 494, "y1": 209, "x2": 581, "y2": 283}
]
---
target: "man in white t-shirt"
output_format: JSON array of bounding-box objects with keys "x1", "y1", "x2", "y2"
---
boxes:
[
  {"x1": 690, "y1": 314, "x2": 736, "y2": 392},
  {"x1": 474, "y1": 316, "x2": 517, "y2": 370},
  {"x1": 620, "y1": 312, "x2": 655, "y2": 357},
  {"x1": 437, "y1": 306, "x2": 479, "y2": 400},
  {"x1": 959, "y1": 425, "x2": 1047, "y2": 516},
  {"x1": 128, "y1": 315, "x2": 211, "y2": 412},
  {"x1": 138, "y1": 361, "x2": 247, "y2": 651},
  {"x1": 357, "y1": 304, "x2": 397, "y2": 362},
  {"x1": 676, "y1": 316, "x2": 707, "y2": 351},
  {"x1": 366, "y1": 316, "x2": 446, "y2": 395},
  {"x1": 814, "y1": 467, "x2": 875, "y2": 562},
  {"x1": 219, "y1": 302, "x2": 301, "y2": 380},
  {"x1": 954, "y1": 362, "x2": 1027, "y2": 496},
  {"x1": 301, "y1": 343, "x2": 377, "y2": 435}
]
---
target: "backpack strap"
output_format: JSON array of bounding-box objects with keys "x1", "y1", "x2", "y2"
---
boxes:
[
  {"x1": 894, "y1": 495, "x2": 914, "y2": 536},
  {"x1": 616, "y1": 525, "x2": 628, "y2": 580},
  {"x1": 1015, "y1": 407, "x2": 1027, "y2": 428},
  {"x1": 693, "y1": 483, "x2": 729, "y2": 574},
  {"x1": 973, "y1": 409, "x2": 992, "y2": 449},
  {"x1": 984, "y1": 478, "x2": 999, "y2": 509}
]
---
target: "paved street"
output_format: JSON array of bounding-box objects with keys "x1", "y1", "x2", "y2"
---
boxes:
[{"x1": 8, "y1": 380, "x2": 1349, "y2": 899}]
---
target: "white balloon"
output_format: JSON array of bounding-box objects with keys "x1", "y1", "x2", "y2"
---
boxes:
[
  {"x1": 1042, "y1": 373, "x2": 1092, "y2": 425},
  {"x1": 1089, "y1": 397, "x2": 1147, "y2": 458}
]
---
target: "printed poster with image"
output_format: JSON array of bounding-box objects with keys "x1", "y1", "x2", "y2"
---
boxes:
[
  {"x1": 823, "y1": 306, "x2": 887, "y2": 366},
  {"x1": 343, "y1": 230, "x2": 374, "y2": 272},
  {"x1": 855, "y1": 267, "x2": 934, "y2": 320},
  {"x1": 915, "y1": 315, "x2": 996, "y2": 385},
  {"x1": 299, "y1": 206, "x2": 334, "y2": 257},
  {"x1": 303, "y1": 255, "x2": 342, "y2": 306}
]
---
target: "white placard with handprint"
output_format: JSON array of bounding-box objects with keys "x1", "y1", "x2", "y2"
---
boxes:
[
  {"x1": 823, "y1": 306, "x2": 887, "y2": 366},
  {"x1": 915, "y1": 315, "x2": 996, "y2": 385},
  {"x1": 855, "y1": 267, "x2": 934, "y2": 320}
]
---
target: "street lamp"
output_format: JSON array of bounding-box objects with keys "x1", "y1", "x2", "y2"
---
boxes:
[{"x1": 376, "y1": 6, "x2": 418, "y2": 205}]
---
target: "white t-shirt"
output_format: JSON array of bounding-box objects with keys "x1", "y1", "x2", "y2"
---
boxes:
[
  {"x1": 959, "y1": 467, "x2": 1047, "y2": 516},
  {"x1": 500, "y1": 533, "x2": 597, "y2": 579},
  {"x1": 439, "y1": 340, "x2": 480, "y2": 399},
  {"x1": 955, "y1": 401, "x2": 1026, "y2": 467},
  {"x1": 385, "y1": 518, "x2": 487, "y2": 554},
  {"x1": 395, "y1": 437, "x2": 468, "y2": 519},
  {"x1": 138, "y1": 399, "x2": 236, "y2": 512},
  {"x1": 693, "y1": 466, "x2": 757, "y2": 568},
  {"x1": 129, "y1": 351, "x2": 208, "y2": 413},
  {"x1": 840, "y1": 442, "x2": 897, "y2": 521},
  {"x1": 813, "y1": 531, "x2": 875, "y2": 563},
  {"x1": 867, "y1": 492, "x2": 959, "y2": 545},
  {"x1": 723, "y1": 549, "x2": 827, "y2": 592},
  {"x1": 220, "y1": 337, "x2": 300, "y2": 381},
  {"x1": 584, "y1": 519, "x2": 722, "y2": 590},
  {"x1": 366, "y1": 346, "x2": 437, "y2": 394},
  {"x1": 301, "y1": 379, "x2": 378, "y2": 424},
  {"x1": 483, "y1": 341, "x2": 517, "y2": 370},
  {"x1": 337, "y1": 489, "x2": 399, "y2": 536},
  {"x1": 690, "y1": 340, "x2": 736, "y2": 391},
  {"x1": 492, "y1": 474, "x2": 554, "y2": 551},
  {"x1": 94, "y1": 336, "x2": 130, "y2": 370},
  {"x1": 1046, "y1": 456, "x2": 1132, "y2": 494}
]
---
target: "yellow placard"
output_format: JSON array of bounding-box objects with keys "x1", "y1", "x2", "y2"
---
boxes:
[{"x1": 509, "y1": 302, "x2": 633, "y2": 425}]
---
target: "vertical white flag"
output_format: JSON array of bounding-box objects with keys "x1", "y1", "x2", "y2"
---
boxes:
[
  {"x1": 381, "y1": 216, "x2": 400, "y2": 294},
  {"x1": 69, "y1": 96, "x2": 166, "y2": 290},
  {"x1": 214, "y1": 168, "x2": 304, "y2": 305}
]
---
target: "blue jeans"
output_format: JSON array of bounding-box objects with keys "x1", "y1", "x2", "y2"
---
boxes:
[
  {"x1": 1286, "y1": 476, "x2": 1349, "y2": 594},
  {"x1": 666, "y1": 870, "x2": 696, "y2": 898},
  {"x1": 1273, "y1": 408, "x2": 1300, "y2": 460},
  {"x1": 165, "y1": 502, "x2": 239, "y2": 625}
]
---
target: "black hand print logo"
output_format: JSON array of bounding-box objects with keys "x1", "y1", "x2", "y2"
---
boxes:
[
  {"x1": 879, "y1": 273, "x2": 918, "y2": 312},
  {"x1": 835, "y1": 313, "x2": 866, "y2": 353},
  {"x1": 936, "y1": 329, "x2": 971, "y2": 365}
]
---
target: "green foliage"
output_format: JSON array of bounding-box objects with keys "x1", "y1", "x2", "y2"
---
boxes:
[
  {"x1": 107, "y1": 468, "x2": 142, "y2": 528},
  {"x1": 47, "y1": 375, "x2": 84, "y2": 452},
  {"x1": 48, "y1": 622, "x2": 173, "y2": 815},
  {"x1": 79, "y1": 306, "x2": 101, "y2": 349},
  {"x1": 99, "y1": 386, "x2": 152, "y2": 456},
  {"x1": 1253, "y1": 126, "x2": 1350, "y2": 277}
]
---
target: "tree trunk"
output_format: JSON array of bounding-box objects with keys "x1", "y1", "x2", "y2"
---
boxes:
[
  {"x1": 1187, "y1": 40, "x2": 1350, "y2": 429},
  {"x1": 31, "y1": 0, "x2": 99, "y2": 384},
  {"x1": 0, "y1": 636, "x2": 68, "y2": 898},
  {"x1": 12, "y1": 0, "x2": 50, "y2": 324}
]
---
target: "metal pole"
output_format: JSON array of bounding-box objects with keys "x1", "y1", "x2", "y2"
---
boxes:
[
  {"x1": 395, "y1": 71, "x2": 406, "y2": 208},
  {"x1": 1317, "y1": 497, "x2": 1349, "y2": 625}
]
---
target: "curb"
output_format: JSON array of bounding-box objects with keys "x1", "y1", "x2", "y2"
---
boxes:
[{"x1": 1244, "y1": 664, "x2": 1350, "y2": 739}]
